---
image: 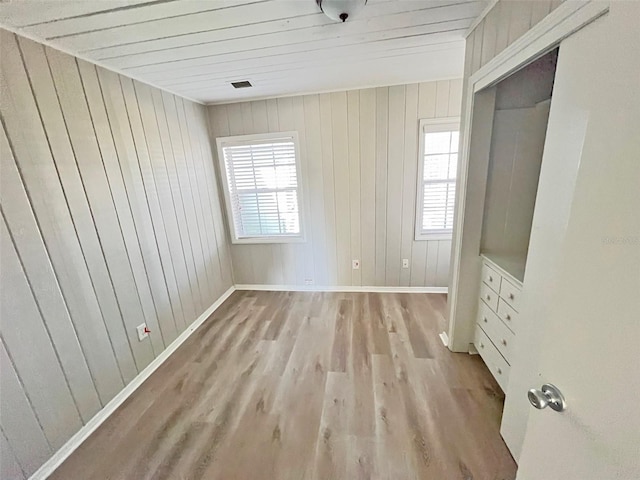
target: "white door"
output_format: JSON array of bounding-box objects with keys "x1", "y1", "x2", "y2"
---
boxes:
[{"x1": 504, "y1": 2, "x2": 640, "y2": 479}]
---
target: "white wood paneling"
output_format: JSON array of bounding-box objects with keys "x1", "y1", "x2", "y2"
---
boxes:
[
  {"x1": 161, "y1": 91, "x2": 210, "y2": 310},
  {"x1": 0, "y1": 428, "x2": 25, "y2": 480},
  {"x1": 0, "y1": 340, "x2": 51, "y2": 477},
  {"x1": 45, "y1": 46, "x2": 147, "y2": 380},
  {"x1": 0, "y1": 1, "x2": 486, "y2": 104},
  {"x1": 0, "y1": 219, "x2": 83, "y2": 449},
  {"x1": 208, "y1": 80, "x2": 462, "y2": 288},
  {"x1": 359, "y1": 89, "x2": 377, "y2": 287},
  {"x1": 410, "y1": 82, "x2": 436, "y2": 286},
  {"x1": 98, "y1": 68, "x2": 180, "y2": 345},
  {"x1": 292, "y1": 96, "x2": 313, "y2": 285},
  {"x1": 135, "y1": 82, "x2": 198, "y2": 329},
  {"x1": 400, "y1": 84, "x2": 419, "y2": 287},
  {"x1": 1, "y1": 31, "x2": 126, "y2": 405},
  {"x1": 319, "y1": 93, "x2": 339, "y2": 285},
  {"x1": 276, "y1": 96, "x2": 300, "y2": 286},
  {"x1": 347, "y1": 90, "x2": 362, "y2": 287},
  {"x1": 79, "y1": 61, "x2": 165, "y2": 358},
  {"x1": 151, "y1": 87, "x2": 202, "y2": 318},
  {"x1": 0, "y1": 0, "x2": 152, "y2": 27},
  {"x1": 120, "y1": 76, "x2": 188, "y2": 336},
  {"x1": 466, "y1": 0, "x2": 564, "y2": 77},
  {"x1": 303, "y1": 94, "x2": 328, "y2": 286},
  {"x1": 192, "y1": 102, "x2": 234, "y2": 289},
  {"x1": 374, "y1": 87, "x2": 389, "y2": 286},
  {"x1": 331, "y1": 91, "x2": 351, "y2": 286},
  {"x1": 0, "y1": 31, "x2": 233, "y2": 476},
  {"x1": 385, "y1": 85, "x2": 405, "y2": 286},
  {"x1": 0, "y1": 125, "x2": 101, "y2": 424}
]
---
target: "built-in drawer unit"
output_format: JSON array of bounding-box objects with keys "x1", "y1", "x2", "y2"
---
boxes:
[
  {"x1": 474, "y1": 327, "x2": 510, "y2": 392},
  {"x1": 477, "y1": 301, "x2": 515, "y2": 362},
  {"x1": 497, "y1": 298, "x2": 519, "y2": 334},
  {"x1": 473, "y1": 256, "x2": 523, "y2": 391},
  {"x1": 500, "y1": 278, "x2": 521, "y2": 312},
  {"x1": 481, "y1": 263, "x2": 501, "y2": 292},
  {"x1": 480, "y1": 282, "x2": 499, "y2": 311}
]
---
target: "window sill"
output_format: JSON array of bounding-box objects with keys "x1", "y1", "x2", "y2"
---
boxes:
[
  {"x1": 231, "y1": 236, "x2": 306, "y2": 245},
  {"x1": 414, "y1": 232, "x2": 453, "y2": 241}
]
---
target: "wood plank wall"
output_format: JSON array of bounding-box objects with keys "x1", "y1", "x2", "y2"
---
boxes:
[
  {"x1": 0, "y1": 30, "x2": 233, "y2": 479},
  {"x1": 208, "y1": 80, "x2": 462, "y2": 288},
  {"x1": 463, "y1": 0, "x2": 563, "y2": 83},
  {"x1": 459, "y1": 0, "x2": 563, "y2": 138}
]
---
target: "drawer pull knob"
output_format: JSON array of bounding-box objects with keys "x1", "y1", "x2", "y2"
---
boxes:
[
  {"x1": 489, "y1": 276, "x2": 493, "y2": 282},
  {"x1": 483, "y1": 317, "x2": 488, "y2": 323},
  {"x1": 506, "y1": 314, "x2": 511, "y2": 321},
  {"x1": 497, "y1": 368, "x2": 503, "y2": 375},
  {"x1": 486, "y1": 294, "x2": 491, "y2": 301},
  {"x1": 509, "y1": 293, "x2": 515, "y2": 300},
  {"x1": 480, "y1": 342, "x2": 484, "y2": 349},
  {"x1": 501, "y1": 339, "x2": 507, "y2": 346}
]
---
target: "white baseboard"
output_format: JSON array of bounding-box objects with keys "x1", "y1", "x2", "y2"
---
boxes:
[
  {"x1": 235, "y1": 284, "x2": 448, "y2": 294},
  {"x1": 29, "y1": 286, "x2": 236, "y2": 480}
]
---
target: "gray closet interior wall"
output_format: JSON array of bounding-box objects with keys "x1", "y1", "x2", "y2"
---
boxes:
[{"x1": 0, "y1": 30, "x2": 233, "y2": 479}]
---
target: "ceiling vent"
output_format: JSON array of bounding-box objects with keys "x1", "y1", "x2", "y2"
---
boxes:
[{"x1": 231, "y1": 80, "x2": 252, "y2": 89}]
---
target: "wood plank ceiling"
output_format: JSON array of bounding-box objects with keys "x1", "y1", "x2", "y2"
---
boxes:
[{"x1": 0, "y1": 0, "x2": 485, "y2": 104}]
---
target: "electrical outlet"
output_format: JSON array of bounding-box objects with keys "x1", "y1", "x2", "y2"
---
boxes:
[
  {"x1": 402, "y1": 258, "x2": 409, "y2": 269},
  {"x1": 304, "y1": 279, "x2": 314, "y2": 285},
  {"x1": 136, "y1": 323, "x2": 150, "y2": 341},
  {"x1": 352, "y1": 259, "x2": 360, "y2": 270}
]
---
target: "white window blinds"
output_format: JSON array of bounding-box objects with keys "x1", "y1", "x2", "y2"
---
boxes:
[
  {"x1": 217, "y1": 133, "x2": 303, "y2": 243},
  {"x1": 416, "y1": 119, "x2": 459, "y2": 239}
]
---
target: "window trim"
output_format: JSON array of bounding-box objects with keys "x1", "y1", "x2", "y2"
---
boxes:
[
  {"x1": 216, "y1": 131, "x2": 306, "y2": 244},
  {"x1": 415, "y1": 117, "x2": 460, "y2": 241}
]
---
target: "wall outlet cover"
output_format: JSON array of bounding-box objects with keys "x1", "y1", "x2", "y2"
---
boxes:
[
  {"x1": 352, "y1": 259, "x2": 360, "y2": 269},
  {"x1": 402, "y1": 258, "x2": 409, "y2": 268},
  {"x1": 136, "y1": 323, "x2": 149, "y2": 341}
]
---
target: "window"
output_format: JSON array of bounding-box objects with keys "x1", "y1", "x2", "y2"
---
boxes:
[
  {"x1": 415, "y1": 117, "x2": 460, "y2": 240},
  {"x1": 216, "y1": 132, "x2": 304, "y2": 244}
]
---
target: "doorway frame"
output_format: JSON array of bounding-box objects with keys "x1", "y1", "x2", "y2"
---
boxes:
[{"x1": 446, "y1": 0, "x2": 611, "y2": 352}]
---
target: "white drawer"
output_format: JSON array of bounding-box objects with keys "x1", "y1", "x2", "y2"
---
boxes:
[
  {"x1": 481, "y1": 262, "x2": 501, "y2": 293},
  {"x1": 474, "y1": 326, "x2": 511, "y2": 392},
  {"x1": 497, "y1": 298, "x2": 519, "y2": 334},
  {"x1": 499, "y1": 278, "x2": 521, "y2": 312},
  {"x1": 477, "y1": 302, "x2": 515, "y2": 363},
  {"x1": 480, "y1": 282, "x2": 499, "y2": 312}
]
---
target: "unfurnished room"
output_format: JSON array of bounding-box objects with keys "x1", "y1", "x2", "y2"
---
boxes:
[{"x1": 0, "y1": 1, "x2": 638, "y2": 479}]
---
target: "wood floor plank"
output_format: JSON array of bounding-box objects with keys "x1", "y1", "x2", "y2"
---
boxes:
[
  {"x1": 330, "y1": 298, "x2": 353, "y2": 373},
  {"x1": 348, "y1": 293, "x2": 376, "y2": 438},
  {"x1": 312, "y1": 372, "x2": 351, "y2": 480},
  {"x1": 367, "y1": 293, "x2": 392, "y2": 356},
  {"x1": 51, "y1": 291, "x2": 517, "y2": 480},
  {"x1": 372, "y1": 353, "x2": 415, "y2": 479}
]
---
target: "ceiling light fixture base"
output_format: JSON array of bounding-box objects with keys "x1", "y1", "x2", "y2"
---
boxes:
[{"x1": 315, "y1": 0, "x2": 367, "y2": 23}]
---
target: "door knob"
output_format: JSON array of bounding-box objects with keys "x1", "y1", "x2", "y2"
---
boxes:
[{"x1": 528, "y1": 383, "x2": 566, "y2": 412}]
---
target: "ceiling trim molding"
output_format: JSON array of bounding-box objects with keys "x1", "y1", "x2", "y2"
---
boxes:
[
  {"x1": 464, "y1": 0, "x2": 499, "y2": 38},
  {"x1": 0, "y1": 23, "x2": 205, "y2": 105}
]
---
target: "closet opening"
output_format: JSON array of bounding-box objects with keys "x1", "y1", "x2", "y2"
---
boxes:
[{"x1": 479, "y1": 48, "x2": 559, "y2": 282}]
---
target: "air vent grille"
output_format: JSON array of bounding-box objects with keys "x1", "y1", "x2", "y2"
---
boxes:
[{"x1": 231, "y1": 81, "x2": 252, "y2": 89}]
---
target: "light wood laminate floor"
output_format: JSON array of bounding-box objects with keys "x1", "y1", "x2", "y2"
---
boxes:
[{"x1": 52, "y1": 291, "x2": 516, "y2": 480}]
